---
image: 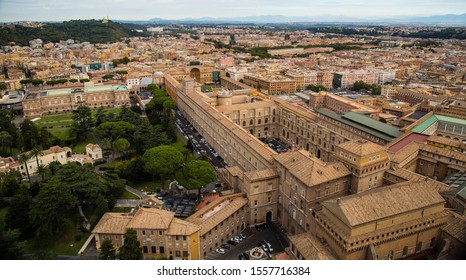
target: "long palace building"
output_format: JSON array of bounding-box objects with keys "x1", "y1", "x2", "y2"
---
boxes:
[{"x1": 161, "y1": 66, "x2": 465, "y2": 260}]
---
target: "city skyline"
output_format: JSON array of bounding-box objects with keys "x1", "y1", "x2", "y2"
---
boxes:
[{"x1": 0, "y1": 0, "x2": 465, "y2": 22}]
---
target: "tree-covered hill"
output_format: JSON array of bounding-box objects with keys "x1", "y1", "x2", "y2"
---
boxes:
[{"x1": 0, "y1": 20, "x2": 149, "y2": 46}]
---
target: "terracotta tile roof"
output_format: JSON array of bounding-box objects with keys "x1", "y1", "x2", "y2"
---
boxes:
[
  {"x1": 389, "y1": 141, "x2": 420, "y2": 165},
  {"x1": 92, "y1": 213, "x2": 131, "y2": 234},
  {"x1": 442, "y1": 216, "x2": 466, "y2": 243},
  {"x1": 419, "y1": 143, "x2": 466, "y2": 163},
  {"x1": 244, "y1": 168, "x2": 279, "y2": 182},
  {"x1": 288, "y1": 233, "x2": 336, "y2": 260},
  {"x1": 166, "y1": 219, "x2": 200, "y2": 236},
  {"x1": 274, "y1": 150, "x2": 351, "y2": 186},
  {"x1": 385, "y1": 168, "x2": 453, "y2": 192},
  {"x1": 127, "y1": 208, "x2": 175, "y2": 230},
  {"x1": 427, "y1": 135, "x2": 464, "y2": 148},
  {"x1": 337, "y1": 139, "x2": 386, "y2": 157},
  {"x1": 322, "y1": 181, "x2": 446, "y2": 227},
  {"x1": 216, "y1": 100, "x2": 275, "y2": 112},
  {"x1": 186, "y1": 193, "x2": 248, "y2": 236}
]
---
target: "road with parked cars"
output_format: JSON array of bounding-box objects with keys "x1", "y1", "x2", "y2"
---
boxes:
[{"x1": 204, "y1": 222, "x2": 287, "y2": 260}]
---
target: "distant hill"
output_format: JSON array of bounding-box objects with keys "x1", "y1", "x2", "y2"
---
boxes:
[
  {"x1": 142, "y1": 13, "x2": 466, "y2": 25},
  {"x1": 0, "y1": 20, "x2": 148, "y2": 46}
]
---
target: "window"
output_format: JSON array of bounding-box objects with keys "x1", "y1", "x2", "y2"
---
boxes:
[
  {"x1": 159, "y1": 246, "x2": 165, "y2": 254},
  {"x1": 402, "y1": 246, "x2": 408, "y2": 257},
  {"x1": 183, "y1": 236, "x2": 187, "y2": 241},
  {"x1": 159, "y1": 230, "x2": 163, "y2": 236},
  {"x1": 142, "y1": 230, "x2": 146, "y2": 236},
  {"x1": 183, "y1": 251, "x2": 189, "y2": 258},
  {"x1": 151, "y1": 246, "x2": 156, "y2": 253},
  {"x1": 143, "y1": 246, "x2": 148, "y2": 253},
  {"x1": 176, "y1": 251, "x2": 181, "y2": 257}
]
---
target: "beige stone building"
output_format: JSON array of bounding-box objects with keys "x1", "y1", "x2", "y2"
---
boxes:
[
  {"x1": 314, "y1": 181, "x2": 452, "y2": 260},
  {"x1": 93, "y1": 208, "x2": 201, "y2": 260},
  {"x1": 23, "y1": 84, "x2": 130, "y2": 118},
  {"x1": 335, "y1": 140, "x2": 390, "y2": 194},
  {"x1": 274, "y1": 150, "x2": 351, "y2": 235},
  {"x1": 186, "y1": 193, "x2": 248, "y2": 258}
]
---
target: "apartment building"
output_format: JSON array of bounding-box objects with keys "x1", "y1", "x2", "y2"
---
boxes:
[
  {"x1": 93, "y1": 208, "x2": 201, "y2": 260},
  {"x1": 333, "y1": 70, "x2": 378, "y2": 89},
  {"x1": 314, "y1": 181, "x2": 451, "y2": 260},
  {"x1": 275, "y1": 150, "x2": 351, "y2": 235},
  {"x1": 335, "y1": 140, "x2": 390, "y2": 194},
  {"x1": 23, "y1": 84, "x2": 130, "y2": 118},
  {"x1": 243, "y1": 73, "x2": 296, "y2": 95},
  {"x1": 185, "y1": 193, "x2": 248, "y2": 258}
]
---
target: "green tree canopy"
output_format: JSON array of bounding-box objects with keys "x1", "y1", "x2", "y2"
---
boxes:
[
  {"x1": 113, "y1": 138, "x2": 130, "y2": 159},
  {"x1": 182, "y1": 160, "x2": 216, "y2": 190},
  {"x1": 29, "y1": 177, "x2": 76, "y2": 236},
  {"x1": 72, "y1": 102, "x2": 93, "y2": 139},
  {"x1": 53, "y1": 163, "x2": 107, "y2": 205},
  {"x1": 118, "y1": 229, "x2": 143, "y2": 260},
  {"x1": 95, "y1": 121, "x2": 136, "y2": 142},
  {"x1": 99, "y1": 239, "x2": 117, "y2": 260},
  {"x1": 142, "y1": 145, "x2": 183, "y2": 187},
  {"x1": 5, "y1": 188, "x2": 33, "y2": 237}
]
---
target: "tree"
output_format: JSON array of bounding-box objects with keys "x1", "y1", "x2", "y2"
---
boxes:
[
  {"x1": 142, "y1": 145, "x2": 183, "y2": 188},
  {"x1": 69, "y1": 78, "x2": 78, "y2": 83},
  {"x1": 99, "y1": 239, "x2": 117, "y2": 260},
  {"x1": 306, "y1": 84, "x2": 327, "y2": 92},
  {"x1": 0, "y1": 228, "x2": 28, "y2": 260},
  {"x1": 118, "y1": 105, "x2": 142, "y2": 126},
  {"x1": 29, "y1": 177, "x2": 76, "y2": 236},
  {"x1": 0, "y1": 131, "x2": 13, "y2": 155},
  {"x1": 118, "y1": 229, "x2": 143, "y2": 260},
  {"x1": 53, "y1": 163, "x2": 107, "y2": 206},
  {"x1": 0, "y1": 109, "x2": 18, "y2": 148},
  {"x1": 29, "y1": 146, "x2": 44, "y2": 171},
  {"x1": 94, "y1": 107, "x2": 105, "y2": 127},
  {"x1": 95, "y1": 121, "x2": 136, "y2": 142},
  {"x1": 19, "y1": 119, "x2": 40, "y2": 151},
  {"x1": 102, "y1": 74, "x2": 114, "y2": 80},
  {"x1": 112, "y1": 138, "x2": 130, "y2": 160},
  {"x1": 182, "y1": 160, "x2": 216, "y2": 192},
  {"x1": 80, "y1": 78, "x2": 90, "y2": 83},
  {"x1": 5, "y1": 188, "x2": 33, "y2": 237},
  {"x1": 0, "y1": 171, "x2": 20, "y2": 198},
  {"x1": 95, "y1": 195, "x2": 109, "y2": 220},
  {"x1": 0, "y1": 82, "x2": 7, "y2": 91},
  {"x1": 72, "y1": 102, "x2": 93, "y2": 139},
  {"x1": 18, "y1": 152, "x2": 31, "y2": 184}
]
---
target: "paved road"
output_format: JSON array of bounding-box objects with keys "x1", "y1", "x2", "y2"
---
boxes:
[
  {"x1": 125, "y1": 185, "x2": 149, "y2": 199},
  {"x1": 114, "y1": 199, "x2": 140, "y2": 208},
  {"x1": 205, "y1": 224, "x2": 287, "y2": 260},
  {"x1": 174, "y1": 109, "x2": 225, "y2": 169}
]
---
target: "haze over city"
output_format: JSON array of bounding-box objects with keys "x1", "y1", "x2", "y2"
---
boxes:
[{"x1": 0, "y1": 0, "x2": 465, "y2": 22}]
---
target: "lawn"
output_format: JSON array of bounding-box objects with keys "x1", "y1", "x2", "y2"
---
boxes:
[
  {"x1": 118, "y1": 190, "x2": 139, "y2": 200},
  {"x1": 49, "y1": 128, "x2": 74, "y2": 141},
  {"x1": 72, "y1": 136, "x2": 95, "y2": 154},
  {"x1": 27, "y1": 220, "x2": 90, "y2": 256},
  {"x1": 127, "y1": 180, "x2": 163, "y2": 193},
  {"x1": 33, "y1": 113, "x2": 73, "y2": 123},
  {"x1": 37, "y1": 121, "x2": 74, "y2": 128}
]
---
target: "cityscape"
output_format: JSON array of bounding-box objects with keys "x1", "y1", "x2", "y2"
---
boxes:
[{"x1": 0, "y1": 2, "x2": 465, "y2": 262}]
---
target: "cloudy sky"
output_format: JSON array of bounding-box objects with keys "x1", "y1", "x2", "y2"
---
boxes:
[{"x1": 0, "y1": 0, "x2": 465, "y2": 22}]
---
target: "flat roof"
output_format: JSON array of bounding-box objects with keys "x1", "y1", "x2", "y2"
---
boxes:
[
  {"x1": 318, "y1": 109, "x2": 403, "y2": 142},
  {"x1": 412, "y1": 114, "x2": 466, "y2": 134}
]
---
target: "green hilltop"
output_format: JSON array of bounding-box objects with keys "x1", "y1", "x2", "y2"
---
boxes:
[{"x1": 0, "y1": 20, "x2": 149, "y2": 46}]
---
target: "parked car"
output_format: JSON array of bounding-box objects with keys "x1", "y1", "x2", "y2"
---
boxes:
[
  {"x1": 233, "y1": 236, "x2": 242, "y2": 242},
  {"x1": 239, "y1": 254, "x2": 245, "y2": 260},
  {"x1": 239, "y1": 233, "x2": 246, "y2": 239},
  {"x1": 215, "y1": 248, "x2": 225, "y2": 254},
  {"x1": 220, "y1": 244, "x2": 231, "y2": 250},
  {"x1": 242, "y1": 252, "x2": 250, "y2": 260},
  {"x1": 261, "y1": 244, "x2": 269, "y2": 252},
  {"x1": 227, "y1": 240, "x2": 238, "y2": 246},
  {"x1": 266, "y1": 242, "x2": 273, "y2": 252},
  {"x1": 266, "y1": 252, "x2": 273, "y2": 259}
]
